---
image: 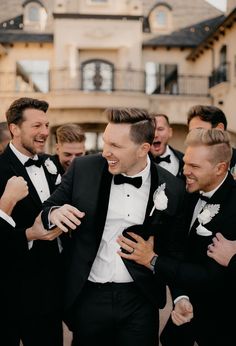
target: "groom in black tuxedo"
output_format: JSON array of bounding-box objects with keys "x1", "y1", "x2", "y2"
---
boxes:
[
  {"x1": 41, "y1": 107, "x2": 186, "y2": 346},
  {"x1": 120, "y1": 128, "x2": 236, "y2": 346},
  {"x1": 0, "y1": 97, "x2": 63, "y2": 346}
]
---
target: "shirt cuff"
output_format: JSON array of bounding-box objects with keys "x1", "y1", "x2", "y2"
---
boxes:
[
  {"x1": 0, "y1": 209, "x2": 16, "y2": 227},
  {"x1": 174, "y1": 295, "x2": 189, "y2": 305}
]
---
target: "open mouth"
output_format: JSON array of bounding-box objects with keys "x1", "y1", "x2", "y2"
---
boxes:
[{"x1": 152, "y1": 141, "x2": 161, "y2": 149}]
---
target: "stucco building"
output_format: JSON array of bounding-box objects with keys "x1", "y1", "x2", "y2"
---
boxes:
[{"x1": 0, "y1": 0, "x2": 236, "y2": 151}]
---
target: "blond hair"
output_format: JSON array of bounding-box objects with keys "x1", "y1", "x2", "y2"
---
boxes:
[{"x1": 185, "y1": 128, "x2": 232, "y2": 165}]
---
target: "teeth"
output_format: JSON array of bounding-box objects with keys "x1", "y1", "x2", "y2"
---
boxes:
[{"x1": 108, "y1": 160, "x2": 116, "y2": 164}]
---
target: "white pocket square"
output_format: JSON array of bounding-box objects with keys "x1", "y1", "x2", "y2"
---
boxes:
[
  {"x1": 196, "y1": 224, "x2": 212, "y2": 236},
  {"x1": 55, "y1": 174, "x2": 62, "y2": 185}
]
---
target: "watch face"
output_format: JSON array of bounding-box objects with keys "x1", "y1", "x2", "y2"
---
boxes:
[{"x1": 150, "y1": 255, "x2": 158, "y2": 267}]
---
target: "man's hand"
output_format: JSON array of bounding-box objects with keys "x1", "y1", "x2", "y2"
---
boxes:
[
  {"x1": 207, "y1": 233, "x2": 236, "y2": 266},
  {"x1": 117, "y1": 232, "x2": 155, "y2": 268},
  {"x1": 50, "y1": 204, "x2": 85, "y2": 233},
  {"x1": 171, "y1": 298, "x2": 193, "y2": 326},
  {"x1": 0, "y1": 176, "x2": 28, "y2": 215},
  {"x1": 26, "y1": 214, "x2": 63, "y2": 241}
]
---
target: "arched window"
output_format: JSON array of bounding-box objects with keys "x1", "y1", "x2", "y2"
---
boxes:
[
  {"x1": 81, "y1": 59, "x2": 114, "y2": 91},
  {"x1": 148, "y1": 3, "x2": 172, "y2": 32},
  {"x1": 28, "y1": 4, "x2": 40, "y2": 21},
  {"x1": 23, "y1": 0, "x2": 47, "y2": 30}
]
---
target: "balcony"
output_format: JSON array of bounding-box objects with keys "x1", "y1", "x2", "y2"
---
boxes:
[
  {"x1": 209, "y1": 62, "x2": 230, "y2": 88},
  {"x1": 0, "y1": 67, "x2": 209, "y2": 97}
]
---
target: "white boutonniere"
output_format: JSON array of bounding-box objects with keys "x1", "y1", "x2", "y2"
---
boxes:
[
  {"x1": 150, "y1": 183, "x2": 168, "y2": 216},
  {"x1": 44, "y1": 158, "x2": 57, "y2": 175},
  {"x1": 196, "y1": 204, "x2": 220, "y2": 236}
]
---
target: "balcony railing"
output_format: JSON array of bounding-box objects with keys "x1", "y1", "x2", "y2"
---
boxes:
[
  {"x1": 209, "y1": 63, "x2": 230, "y2": 88},
  {"x1": 0, "y1": 68, "x2": 209, "y2": 97}
]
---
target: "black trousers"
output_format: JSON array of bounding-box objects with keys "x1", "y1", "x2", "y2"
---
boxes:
[
  {"x1": 70, "y1": 281, "x2": 159, "y2": 346},
  {"x1": 1, "y1": 312, "x2": 63, "y2": 346}
]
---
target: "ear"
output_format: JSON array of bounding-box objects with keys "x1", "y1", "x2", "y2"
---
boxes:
[
  {"x1": 55, "y1": 143, "x2": 59, "y2": 154},
  {"x1": 138, "y1": 142, "x2": 150, "y2": 157},
  {"x1": 215, "y1": 161, "x2": 228, "y2": 176},
  {"x1": 168, "y1": 126, "x2": 173, "y2": 139},
  {"x1": 9, "y1": 123, "x2": 20, "y2": 138},
  {"x1": 215, "y1": 123, "x2": 225, "y2": 131}
]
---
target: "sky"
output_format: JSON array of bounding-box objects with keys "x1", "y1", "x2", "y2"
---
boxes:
[{"x1": 206, "y1": 0, "x2": 227, "y2": 11}]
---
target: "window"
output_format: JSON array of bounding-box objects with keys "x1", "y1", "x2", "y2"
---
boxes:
[
  {"x1": 145, "y1": 62, "x2": 178, "y2": 94},
  {"x1": 149, "y1": 3, "x2": 172, "y2": 32},
  {"x1": 28, "y1": 4, "x2": 40, "y2": 22},
  {"x1": 16, "y1": 60, "x2": 49, "y2": 93},
  {"x1": 156, "y1": 10, "x2": 167, "y2": 27},
  {"x1": 24, "y1": 2, "x2": 47, "y2": 30},
  {"x1": 81, "y1": 60, "x2": 114, "y2": 92}
]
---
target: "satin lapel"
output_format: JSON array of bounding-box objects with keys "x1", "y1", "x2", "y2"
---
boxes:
[
  {"x1": 95, "y1": 167, "x2": 113, "y2": 240},
  {"x1": 144, "y1": 161, "x2": 160, "y2": 219},
  {"x1": 5, "y1": 146, "x2": 43, "y2": 208}
]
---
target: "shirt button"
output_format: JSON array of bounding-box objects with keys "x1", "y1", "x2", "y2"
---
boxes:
[{"x1": 127, "y1": 194, "x2": 130, "y2": 197}]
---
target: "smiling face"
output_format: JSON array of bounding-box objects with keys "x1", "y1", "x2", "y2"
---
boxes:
[
  {"x1": 10, "y1": 108, "x2": 49, "y2": 156},
  {"x1": 56, "y1": 141, "x2": 85, "y2": 171},
  {"x1": 183, "y1": 145, "x2": 222, "y2": 193},
  {"x1": 150, "y1": 116, "x2": 172, "y2": 157},
  {"x1": 102, "y1": 122, "x2": 150, "y2": 176}
]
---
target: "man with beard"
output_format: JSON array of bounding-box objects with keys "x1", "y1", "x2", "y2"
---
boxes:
[
  {"x1": 149, "y1": 113, "x2": 184, "y2": 179},
  {"x1": 0, "y1": 97, "x2": 63, "y2": 346}
]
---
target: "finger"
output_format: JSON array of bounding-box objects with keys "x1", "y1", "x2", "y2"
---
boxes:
[
  {"x1": 215, "y1": 233, "x2": 224, "y2": 241},
  {"x1": 118, "y1": 235, "x2": 137, "y2": 248},
  {"x1": 62, "y1": 205, "x2": 85, "y2": 218},
  {"x1": 127, "y1": 232, "x2": 144, "y2": 243},
  {"x1": 117, "y1": 238, "x2": 134, "y2": 254},
  {"x1": 117, "y1": 249, "x2": 136, "y2": 259}
]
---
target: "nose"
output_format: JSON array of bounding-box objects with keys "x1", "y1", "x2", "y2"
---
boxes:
[
  {"x1": 183, "y1": 164, "x2": 190, "y2": 176},
  {"x1": 41, "y1": 125, "x2": 49, "y2": 137},
  {"x1": 102, "y1": 143, "x2": 111, "y2": 158}
]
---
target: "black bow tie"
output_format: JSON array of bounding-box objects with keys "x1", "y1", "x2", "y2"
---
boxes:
[
  {"x1": 198, "y1": 194, "x2": 210, "y2": 202},
  {"x1": 24, "y1": 157, "x2": 44, "y2": 168},
  {"x1": 154, "y1": 155, "x2": 171, "y2": 164},
  {"x1": 114, "y1": 174, "x2": 142, "y2": 188}
]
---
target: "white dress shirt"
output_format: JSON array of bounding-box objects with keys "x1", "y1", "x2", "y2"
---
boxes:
[
  {"x1": 88, "y1": 157, "x2": 151, "y2": 283},
  {"x1": 158, "y1": 145, "x2": 179, "y2": 176}
]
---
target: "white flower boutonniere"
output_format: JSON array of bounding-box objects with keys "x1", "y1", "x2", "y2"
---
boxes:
[
  {"x1": 196, "y1": 204, "x2": 220, "y2": 236},
  {"x1": 44, "y1": 158, "x2": 57, "y2": 175},
  {"x1": 150, "y1": 183, "x2": 168, "y2": 216}
]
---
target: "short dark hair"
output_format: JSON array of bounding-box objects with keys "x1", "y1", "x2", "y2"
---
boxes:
[
  {"x1": 6, "y1": 97, "x2": 49, "y2": 127},
  {"x1": 150, "y1": 113, "x2": 170, "y2": 126},
  {"x1": 0, "y1": 121, "x2": 10, "y2": 142},
  {"x1": 105, "y1": 107, "x2": 155, "y2": 145},
  {"x1": 187, "y1": 105, "x2": 227, "y2": 129},
  {"x1": 56, "y1": 123, "x2": 85, "y2": 144}
]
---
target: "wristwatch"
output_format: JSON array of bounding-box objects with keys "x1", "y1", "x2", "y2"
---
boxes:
[{"x1": 150, "y1": 255, "x2": 158, "y2": 268}]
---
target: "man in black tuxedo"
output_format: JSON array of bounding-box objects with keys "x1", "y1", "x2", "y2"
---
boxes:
[
  {"x1": 0, "y1": 97, "x2": 63, "y2": 346},
  {"x1": 41, "y1": 107, "x2": 186, "y2": 346},
  {"x1": 119, "y1": 128, "x2": 236, "y2": 346},
  {"x1": 51, "y1": 123, "x2": 86, "y2": 176},
  {"x1": 149, "y1": 113, "x2": 184, "y2": 179},
  {"x1": 187, "y1": 104, "x2": 236, "y2": 174}
]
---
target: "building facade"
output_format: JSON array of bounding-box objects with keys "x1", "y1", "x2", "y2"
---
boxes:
[{"x1": 0, "y1": 0, "x2": 235, "y2": 151}]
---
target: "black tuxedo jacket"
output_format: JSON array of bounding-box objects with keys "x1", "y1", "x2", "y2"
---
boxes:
[
  {"x1": 42, "y1": 153, "x2": 185, "y2": 312},
  {"x1": 0, "y1": 145, "x2": 62, "y2": 318},
  {"x1": 157, "y1": 173, "x2": 236, "y2": 344}
]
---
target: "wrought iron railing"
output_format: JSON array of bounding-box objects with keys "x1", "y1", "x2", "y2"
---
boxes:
[
  {"x1": 0, "y1": 68, "x2": 210, "y2": 96},
  {"x1": 209, "y1": 62, "x2": 230, "y2": 88}
]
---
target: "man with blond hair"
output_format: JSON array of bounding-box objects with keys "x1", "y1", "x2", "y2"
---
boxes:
[
  {"x1": 119, "y1": 128, "x2": 236, "y2": 346},
  {"x1": 52, "y1": 123, "x2": 86, "y2": 175}
]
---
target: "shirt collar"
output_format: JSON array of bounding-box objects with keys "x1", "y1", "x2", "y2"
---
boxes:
[
  {"x1": 160, "y1": 145, "x2": 171, "y2": 158},
  {"x1": 9, "y1": 142, "x2": 38, "y2": 166},
  {"x1": 122, "y1": 156, "x2": 151, "y2": 186}
]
